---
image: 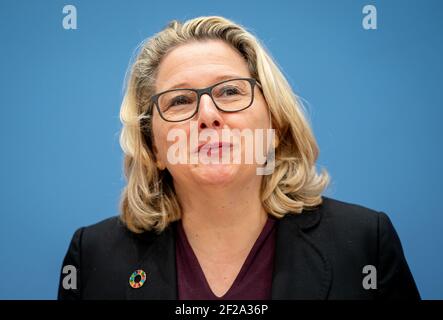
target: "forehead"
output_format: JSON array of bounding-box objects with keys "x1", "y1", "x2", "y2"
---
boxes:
[{"x1": 155, "y1": 39, "x2": 251, "y2": 92}]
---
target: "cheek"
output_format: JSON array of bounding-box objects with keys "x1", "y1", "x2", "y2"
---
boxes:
[
  {"x1": 151, "y1": 116, "x2": 170, "y2": 159},
  {"x1": 242, "y1": 101, "x2": 271, "y2": 130},
  {"x1": 151, "y1": 115, "x2": 190, "y2": 163},
  {"x1": 222, "y1": 102, "x2": 270, "y2": 133}
]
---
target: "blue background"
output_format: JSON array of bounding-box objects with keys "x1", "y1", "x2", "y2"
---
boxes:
[{"x1": 0, "y1": 0, "x2": 442, "y2": 299}]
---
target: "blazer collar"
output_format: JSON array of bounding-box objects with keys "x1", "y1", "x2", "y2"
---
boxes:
[{"x1": 126, "y1": 203, "x2": 331, "y2": 300}]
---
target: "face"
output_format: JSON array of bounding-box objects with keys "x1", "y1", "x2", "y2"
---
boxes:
[{"x1": 151, "y1": 39, "x2": 271, "y2": 189}]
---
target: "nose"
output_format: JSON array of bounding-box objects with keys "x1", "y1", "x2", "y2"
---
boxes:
[{"x1": 196, "y1": 93, "x2": 224, "y2": 130}]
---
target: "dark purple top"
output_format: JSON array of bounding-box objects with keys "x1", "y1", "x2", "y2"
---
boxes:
[{"x1": 175, "y1": 216, "x2": 277, "y2": 300}]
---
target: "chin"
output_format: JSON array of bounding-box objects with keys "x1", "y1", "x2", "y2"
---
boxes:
[{"x1": 191, "y1": 163, "x2": 240, "y2": 186}]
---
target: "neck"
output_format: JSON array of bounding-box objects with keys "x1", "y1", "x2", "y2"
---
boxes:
[{"x1": 173, "y1": 175, "x2": 268, "y2": 260}]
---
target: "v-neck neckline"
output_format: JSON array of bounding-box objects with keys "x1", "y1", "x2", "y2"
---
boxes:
[{"x1": 176, "y1": 217, "x2": 274, "y2": 299}]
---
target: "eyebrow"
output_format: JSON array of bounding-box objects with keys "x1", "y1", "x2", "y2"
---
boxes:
[{"x1": 163, "y1": 74, "x2": 246, "y2": 91}]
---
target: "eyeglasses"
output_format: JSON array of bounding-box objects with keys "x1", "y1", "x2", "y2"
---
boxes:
[{"x1": 148, "y1": 77, "x2": 262, "y2": 122}]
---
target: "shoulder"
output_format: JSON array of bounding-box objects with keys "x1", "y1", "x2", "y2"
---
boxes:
[
  {"x1": 73, "y1": 216, "x2": 166, "y2": 260},
  {"x1": 61, "y1": 216, "x2": 147, "y2": 273},
  {"x1": 67, "y1": 215, "x2": 177, "y2": 262},
  {"x1": 283, "y1": 195, "x2": 407, "y2": 269},
  {"x1": 58, "y1": 216, "x2": 163, "y2": 299},
  {"x1": 79, "y1": 216, "x2": 131, "y2": 245},
  {"x1": 65, "y1": 217, "x2": 131, "y2": 256},
  {"x1": 319, "y1": 196, "x2": 398, "y2": 239},
  {"x1": 320, "y1": 195, "x2": 383, "y2": 223},
  {"x1": 284, "y1": 195, "x2": 387, "y2": 235},
  {"x1": 281, "y1": 196, "x2": 396, "y2": 259},
  {"x1": 313, "y1": 197, "x2": 420, "y2": 299},
  {"x1": 81, "y1": 215, "x2": 127, "y2": 234}
]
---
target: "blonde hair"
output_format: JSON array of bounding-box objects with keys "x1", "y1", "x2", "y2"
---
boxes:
[{"x1": 119, "y1": 16, "x2": 330, "y2": 234}]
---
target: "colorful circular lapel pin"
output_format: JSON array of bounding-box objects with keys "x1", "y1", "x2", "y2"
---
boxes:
[{"x1": 129, "y1": 269, "x2": 147, "y2": 289}]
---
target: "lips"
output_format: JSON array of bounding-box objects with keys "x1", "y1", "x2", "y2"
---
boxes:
[{"x1": 195, "y1": 141, "x2": 233, "y2": 154}]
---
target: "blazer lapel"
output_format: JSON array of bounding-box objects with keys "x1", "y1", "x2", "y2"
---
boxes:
[
  {"x1": 126, "y1": 221, "x2": 178, "y2": 300},
  {"x1": 271, "y1": 208, "x2": 332, "y2": 299}
]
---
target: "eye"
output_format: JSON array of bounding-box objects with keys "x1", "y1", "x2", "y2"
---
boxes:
[
  {"x1": 220, "y1": 86, "x2": 241, "y2": 96},
  {"x1": 170, "y1": 95, "x2": 192, "y2": 106}
]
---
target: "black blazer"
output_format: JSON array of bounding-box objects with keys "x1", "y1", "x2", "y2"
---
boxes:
[{"x1": 57, "y1": 196, "x2": 420, "y2": 300}]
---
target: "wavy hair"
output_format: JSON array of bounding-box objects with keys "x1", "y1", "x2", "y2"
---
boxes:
[{"x1": 119, "y1": 16, "x2": 330, "y2": 234}]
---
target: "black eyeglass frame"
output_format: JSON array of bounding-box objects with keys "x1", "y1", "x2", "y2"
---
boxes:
[{"x1": 148, "y1": 77, "x2": 262, "y2": 122}]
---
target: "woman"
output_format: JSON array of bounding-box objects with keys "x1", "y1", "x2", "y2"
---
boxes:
[{"x1": 58, "y1": 16, "x2": 420, "y2": 300}]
